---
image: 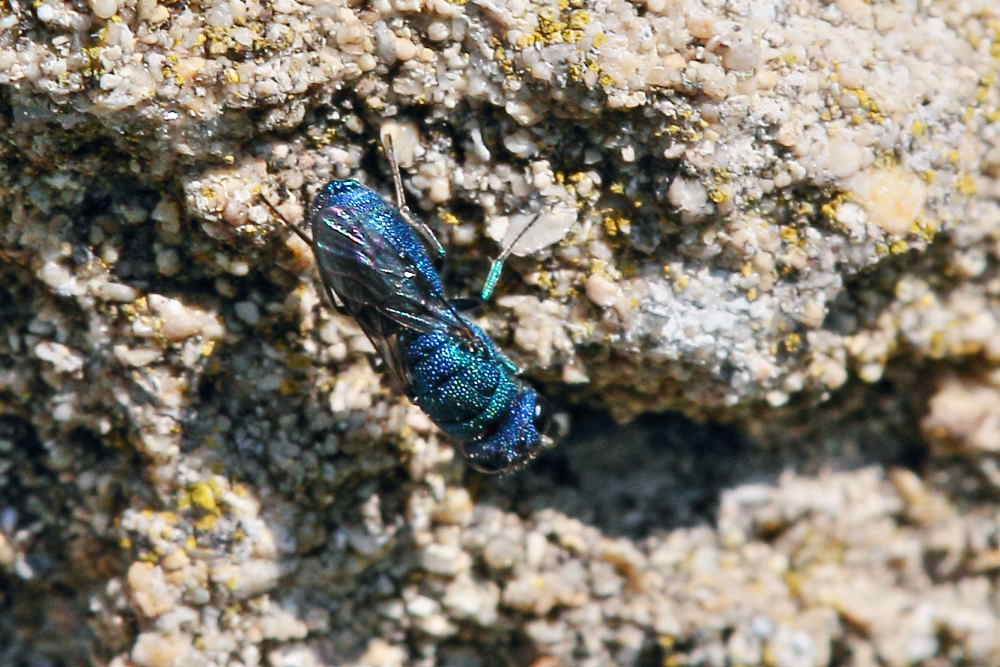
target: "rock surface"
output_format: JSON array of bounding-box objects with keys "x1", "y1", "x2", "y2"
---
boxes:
[{"x1": 2, "y1": 0, "x2": 1000, "y2": 665}]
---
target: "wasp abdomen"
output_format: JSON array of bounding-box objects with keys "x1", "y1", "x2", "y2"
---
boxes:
[{"x1": 403, "y1": 328, "x2": 518, "y2": 441}]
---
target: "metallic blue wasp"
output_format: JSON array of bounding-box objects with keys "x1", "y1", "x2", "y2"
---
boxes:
[{"x1": 268, "y1": 136, "x2": 556, "y2": 473}]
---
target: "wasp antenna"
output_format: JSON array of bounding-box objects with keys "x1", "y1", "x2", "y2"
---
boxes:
[
  {"x1": 382, "y1": 131, "x2": 406, "y2": 212},
  {"x1": 260, "y1": 192, "x2": 313, "y2": 247},
  {"x1": 481, "y1": 208, "x2": 545, "y2": 301},
  {"x1": 381, "y1": 128, "x2": 447, "y2": 257}
]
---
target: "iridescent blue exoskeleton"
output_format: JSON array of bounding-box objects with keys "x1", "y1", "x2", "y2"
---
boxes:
[{"x1": 268, "y1": 137, "x2": 556, "y2": 473}]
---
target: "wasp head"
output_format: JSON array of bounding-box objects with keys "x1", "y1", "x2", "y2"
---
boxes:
[{"x1": 462, "y1": 389, "x2": 557, "y2": 474}]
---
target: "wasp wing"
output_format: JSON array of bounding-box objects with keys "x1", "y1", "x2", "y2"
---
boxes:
[{"x1": 308, "y1": 203, "x2": 471, "y2": 390}]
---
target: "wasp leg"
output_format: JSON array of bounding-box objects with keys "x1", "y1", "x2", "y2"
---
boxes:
[
  {"x1": 260, "y1": 192, "x2": 312, "y2": 246},
  {"x1": 260, "y1": 192, "x2": 346, "y2": 310},
  {"x1": 449, "y1": 296, "x2": 482, "y2": 313},
  {"x1": 382, "y1": 131, "x2": 446, "y2": 257}
]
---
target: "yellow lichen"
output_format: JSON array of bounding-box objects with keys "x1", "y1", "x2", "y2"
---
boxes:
[
  {"x1": 195, "y1": 514, "x2": 218, "y2": 531},
  {"x1": 709, "y1": 189, "x2": 729, "y2": 204},
  {"x1": 189, "y1": 482, "x2": 218, "y2": 514},
  {"x1": 780, "y1": 226, "x2": 799, "y2": 244},
  {"x1": 602, "y1": 213, "x2": 629, "y2": 236},
  {"x1": 955, "y1": 174, "x2": 977, "y2": 196},
  {"x1": 568, "y1": 11, "x2": 590, "y2": 29}
]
